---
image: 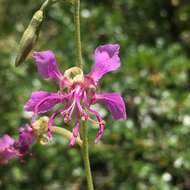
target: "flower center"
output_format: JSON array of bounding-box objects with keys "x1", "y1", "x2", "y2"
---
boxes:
[{"x1": 64, "y1": 66, "x2": 84, "y2": 83}]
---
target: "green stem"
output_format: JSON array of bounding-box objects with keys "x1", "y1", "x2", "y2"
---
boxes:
[
  {"x1": 74, "y1": 0, "x2": 83, "y2": 69},
  {"x1": 81, "y1": 123, "x2": 94, "y2": 190},
  {"x1": 52, "y1": 126, "x2": 82, "y2": 147},
  {"x1": 73, "y1": 0, "x2": 93, "y2": 189}
]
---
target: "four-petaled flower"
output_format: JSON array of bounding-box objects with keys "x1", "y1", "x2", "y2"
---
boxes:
[{"x1": 25, "y1": 44, "x2": 127, "y2": 146}]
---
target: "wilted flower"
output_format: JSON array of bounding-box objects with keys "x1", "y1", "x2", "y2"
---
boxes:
[
  {"x1": 0, "y1": 135, "x2": 17, "y2": 164},
  {"x1": 25, "y1": 44, "x2": 127, "y2": 145},
  {"x1": 0, "y1": 124, "x2": 37, "y2": 164},
  {"x1": 17, "y1": 125, "x2": 36, "y2": 154}
]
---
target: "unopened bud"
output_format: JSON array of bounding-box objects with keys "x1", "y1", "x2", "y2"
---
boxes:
[{"x1": 15, "y1": 10, "x2": 43, "y2": 66}]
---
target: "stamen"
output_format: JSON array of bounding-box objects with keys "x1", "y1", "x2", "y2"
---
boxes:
[
  {"x1": 95, "y1": 123, "x2": 105, "y2": 144},
  {"x1": 61, "y1": 99, "x2": 76, "y2": 123},
  {"x1": 87, "y1": 117, "x2": 100, "y2": 125},
  {"x1": 48, "y1": 109, "x2": 62, "y2": 139},
  {"x1": 76, "y1": 96, "x2": 88, "y2": 121},
  {"x1": 70, "y1": 109, "x2": 80, "y2": 146},
  {"x1": 86, "y1": 106, "x2": 106, "y2": 143}
]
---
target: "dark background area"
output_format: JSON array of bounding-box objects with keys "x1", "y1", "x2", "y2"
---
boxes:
[{"x1": 0, "y1": 0, "x2": 190, "y2": 189}]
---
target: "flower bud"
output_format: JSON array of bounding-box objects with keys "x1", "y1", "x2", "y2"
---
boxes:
[{"x1": 15, "y1": 10, "x2": 43, "y2": 67}]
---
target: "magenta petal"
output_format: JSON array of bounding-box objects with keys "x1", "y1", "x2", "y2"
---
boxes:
[
  {"x1": 0, "y1": 135, "x2": 17, "y2": 164},
  {"x1": 0, "y1": 135, "x2": 14, "y2": 150},
  {"x1": 95, "y1": 92, "x2": 127, "y2": 120},
  {"x1": 24, "y1": 91, "x2": 62, "y2": 113},
  {"x1": 0, "y1": 135, "x2": 14, "y2": 149},
  {"x1": 0, "y1": 148, "x2": 17, "y2": 164},
  {"x1": 18, "y1": 125, "x2": 36, "y2": 153},
  {"x1": 1, "y1": 148, "x2": 17, "y2": 159},
  {"x1": 89, "y1": 44, "x2": 120, "y2": 82},
  {"x1": 33, "y1": 51, "x2": 62, "y2": 81}
]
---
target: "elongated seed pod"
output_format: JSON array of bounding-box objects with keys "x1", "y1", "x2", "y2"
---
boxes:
[{"x1": 15, "y1": 10, "x2": 43, "y2": 67}]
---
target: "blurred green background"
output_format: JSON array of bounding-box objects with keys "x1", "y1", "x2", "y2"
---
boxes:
[{"x1": 0, "y1": 0, "x2": 190, "y2": 189}]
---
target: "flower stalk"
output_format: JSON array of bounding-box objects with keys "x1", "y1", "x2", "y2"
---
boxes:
[
  {"x1": 81, "y1": 123, "x2": 94, "y2": 190},
  {"x1": 74, "y1": 0, "x2": 83, "y2": 69},
  {"x1": 52, "y1": 126, "x2": 82, "y2": 147},
  {"x1": 74, "y1": 0, "x2": 94, "y2": 189}
]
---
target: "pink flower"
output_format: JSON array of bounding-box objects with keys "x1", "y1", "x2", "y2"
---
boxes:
[
  {"x1": 0, "y1": 125, "x2": 36, "y2": 164},
  {"x1": 17, "y1": 125, "x2": 36, "y2": 154},
  {"x1": 0, "y1": 135, "x2": 17, "y2": 164},
  {"x1": 25, "y1": 44, "x2": 127, "y2": 145}
]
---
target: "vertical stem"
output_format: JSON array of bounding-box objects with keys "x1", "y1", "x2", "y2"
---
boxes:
[
  {"x1": 74, "y1": 0, "x2": 93, "y2": 189},
  {"x1": 81, "y1": 123, "x2": 94, "y2": 190},
  {"x1": 74, "y1": 0, "x2": 83, "y2": 69}
]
